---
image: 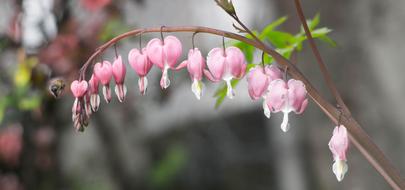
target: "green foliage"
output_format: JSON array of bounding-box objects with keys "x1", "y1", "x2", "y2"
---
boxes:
[
  {"x1": 213, "y1": 13, "x2": 335, "y2": 108},
  {"x1": 0, "y1": 54, "x2": 43, "y2": 124},
  {"x1": 99, "y1": 18, "x2": 131, "y2": 43},
  {"x1": 149, "y1": 144, "x2": 187, "y2": 189}
]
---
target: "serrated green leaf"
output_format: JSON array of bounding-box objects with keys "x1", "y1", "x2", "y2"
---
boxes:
[{"x1": 260, "y1": 16, "x2": 288, "y2": 39}]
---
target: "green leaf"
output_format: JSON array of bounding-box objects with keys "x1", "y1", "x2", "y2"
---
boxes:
[
  {"x1": 260, "y1": 16, "x2": 288, "y2": 39},
  {"x1": 266, "y1": 31, "x2": 295, "y2": 48},
  {"x1": 311, "y1": 27, "x2": 332, "y2": 37},
  {"x1": 318, "y1": 35, "x2": 337, "y2": 47},
  {"x1": 309, "y1": 13, "x2": 320, "y2": 31}
]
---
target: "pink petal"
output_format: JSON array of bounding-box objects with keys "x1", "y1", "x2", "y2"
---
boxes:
[
  {"x1": 94, "y1": 61, "x2": 112, "y2": 85},
  {"x1": 129, "y1": 48, "x2": 152, "y2": 77},
  {"x1": 163, "y1": 36, "x2": 182, "y2": 68},
  {"x1": 187, "y1": 48, "x2": 205, "y2": 81},
  {"x1": 226, "y1": 47, "x2": 246, "y2": 78},
  {"x1": 70, "y1": 80, "x2": 88, "y2": 98},
  {"x1": 207, "y1": 48, "x2": 226, "y2": 80},
  {"x1": 328, "y1": 125, "x2": 349, "y2": 161},
  {"x1": 89, "y1": 74, "x2": 99, "y2": 94},
  {"x1": 265, "y1": 65, "x2": 283, "y2": 81},
  {"x1": 247, "y1": 66, "x2": 270, "y2": 100},
  {"x1": 287, "y1": 79, "x2": 308, "y2": 113},
  {"x1": 266, "y1": 79, "x2": 288, "y2": 112},
  {"x1": 112, "y1": 55, "x2": 126, "y2": 84},
  {"x1": 146, "y1": 38, "x2": 164, "y2": 69}
]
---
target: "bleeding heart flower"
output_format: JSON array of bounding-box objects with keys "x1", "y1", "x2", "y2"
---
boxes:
[
  {"x1": 266, "y1": 79, "x2": 308, "y2": 132},
  {"x1": 70, "y1": 80, "x2": 90, "y2": 132},
  {"x1": 146, "y1": 35, "x2": 182, "y2": 89},
  {"x1": 94, "y1": 61, "x2": 113, "y2": 103},
  {"x1": 176, "y1": 48, "x2": 206, "y2": 99},
  {"x1": 204, "y1": 46, "x2": 246, "y2": 99},
  {"x1": 70, "y1": 80, "x2": 88, "y2": 98},
  {"x1": 112, "y1": 55, "x2": 127, "y2": 102},
  {"x1": 129, "y1": 48, "x2": 153, "y2": 95},
  {"x1": 88, "y1": 74, "x2": 100, "y2": 112},
  {"x1": 247, "y1": 65, "x2": 282, "y2": 118},
  {"x1": 328, "y1": 125, "x2": 349, "y2": 182}
]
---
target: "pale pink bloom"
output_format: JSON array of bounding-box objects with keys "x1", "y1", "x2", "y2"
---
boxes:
[
  {"x1": 128, "y1": 48, "x2": 153, "y2": 95},
  {"x1": 112, "y1": 55, "x2": 127, "y2": 102},
  {"x1": 88, "y1": 74, "x2": 100, "y2": 112},
  {"x1": 70, "y1": 80, "x2": 88, "y2": 98},
  {"x1": 146, "y1": 35, "x2": 182, "y2": 89},
  {"x1": 176, "y1": 48, "x2": 206, "y2": 99},
  {"x1": 328, "y1": 125, "x2": 349, "y2": 182},
  {"x1": 70, "y1": 80, "x2": 89, "y2": 131},
  {"x1": 205, "y1": 47, "x2": 246, "y2": 99},
  {"x1": 94, "y1": 61, "x2": 113, "y2": 103},
  {"x1": 0, "y1": 127, "x2": 23, "y2": 166},
  {"x1": 266, "y1": 79, "x2": 308, "y2": 132},
  {"x1": 80, "y1": 0, "x2": 111, "y2": 12},
  {"x1": 247, "y1": 65, "x2": 282, "y2": 118}
]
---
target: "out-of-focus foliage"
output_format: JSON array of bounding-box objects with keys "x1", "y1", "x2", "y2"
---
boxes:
[
  {"x1": 214, "y1": 14, "x2": 335, "y2": 108},
  {"x1": 0, "y1": 51, "x2": 43, "y2": 124},
  {"x1": 149, "y1": 144, "x2": 187, "y2": 189}
]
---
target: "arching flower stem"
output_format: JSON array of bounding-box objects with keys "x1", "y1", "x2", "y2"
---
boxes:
[{"x1": 77, "y1": 26, "x2": 404, "y2": 189}]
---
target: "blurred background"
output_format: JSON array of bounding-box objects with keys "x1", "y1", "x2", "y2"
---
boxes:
[{"x1": 0, "y1": 0, "x2": 404, "y2": 189}]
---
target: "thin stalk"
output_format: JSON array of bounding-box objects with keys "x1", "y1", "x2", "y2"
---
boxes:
[
  {"x1": 78, "y1": 26, "x2": 404, "y2": 189},
  {"x1": 293, "y1": 0, "x2": 404, "y2": 189}
]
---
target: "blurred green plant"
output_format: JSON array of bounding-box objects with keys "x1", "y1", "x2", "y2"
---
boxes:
[
  {"x1": 0, "y1": 51, "x2": 43, "y2": 124},
  {"x1": 214, "y1": 14, "x2": 335, "y2": 108},
  {"x1": 99, "y1": 18, "x2": 131, "y2": 43},
  {"x1": 149, "y1": 144, "x2": 187, "y2": 189}
]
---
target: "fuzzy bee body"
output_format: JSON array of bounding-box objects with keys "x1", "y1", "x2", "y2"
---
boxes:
[{"x1": 48, "y1": 78, "x2": 66, "y2": 98}]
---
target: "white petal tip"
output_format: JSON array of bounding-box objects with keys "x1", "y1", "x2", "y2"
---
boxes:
[
  {"x1": 333, "y1": 159, "x2": 348, "y2": 182},
  {"x1": 192, "y1": 80, "x2": 203, "y2": 100}
]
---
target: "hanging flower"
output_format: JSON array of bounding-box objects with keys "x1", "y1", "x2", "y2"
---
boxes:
[
  {"x1": 94, "y1": 61, "x2": 113, "y2": 103},
  {"x1": 204, "y1": 46, "x2": 246, "y2": 99},
  {"x1": 247, "y1": 65, "x2": 282, "y2": 118},
  {"x1": 112, "y1": 55, "x2": 127, "y2": 102},
  {"x1": 88, "y1": 74, "x2": 100, "y2": 112},
  {"x1": 128, "y1": 48, "x2": 153, "y2": 95},
  {"x1": 266, "y1": 79, "x2": 308, "y2": 132},
  {"x1": 70, "y1": 80, "x2": 89, "y2": 131},
  {"x1": 146, "y1": 35, "x2": 182, "y2": 89},
  {"x1": 176, "y1": 48, "x2": 206, "y2": 99},
  {"x1": 328, "y1": 125, "x2": 349, "y2": 182}
]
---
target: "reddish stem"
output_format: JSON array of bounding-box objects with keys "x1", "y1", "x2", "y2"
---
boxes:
[{"x1": 79, "y1": 26, "x2": 404, "y2": 189}]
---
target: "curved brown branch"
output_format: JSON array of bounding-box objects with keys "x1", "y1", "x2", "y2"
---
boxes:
[
  {"x1": 79, "y1": 26, "x2": 404, "y2": 189},
  {"x1": 293, "y1": 0, "x2": 404, "y2": 189}
]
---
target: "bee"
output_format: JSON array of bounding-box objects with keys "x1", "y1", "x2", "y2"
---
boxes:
[{"x1": 48, "y1": 78, "x2": 66, "y2": 98}]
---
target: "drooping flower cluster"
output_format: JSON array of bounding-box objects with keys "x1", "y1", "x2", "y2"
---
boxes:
[
  {"x1": 70, "y1": 35, "x2": 250, "y2": 131},
  {"x1": 247, "y1": 65, "x2": 308, "y2": 132},
  {"x1": 328, "y1": 125, "x2": 349, "y2": 181}
]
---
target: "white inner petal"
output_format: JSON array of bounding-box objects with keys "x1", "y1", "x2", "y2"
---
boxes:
[
  {"x1": 262, "y1": 100, "x2": 271, "y2": 118},
  {"x1": 332, "y1": 159, "x2": 348, "y2": 182},
  {"x1": 191, "y1": 79, "x2": 203, "y2": 100}
]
